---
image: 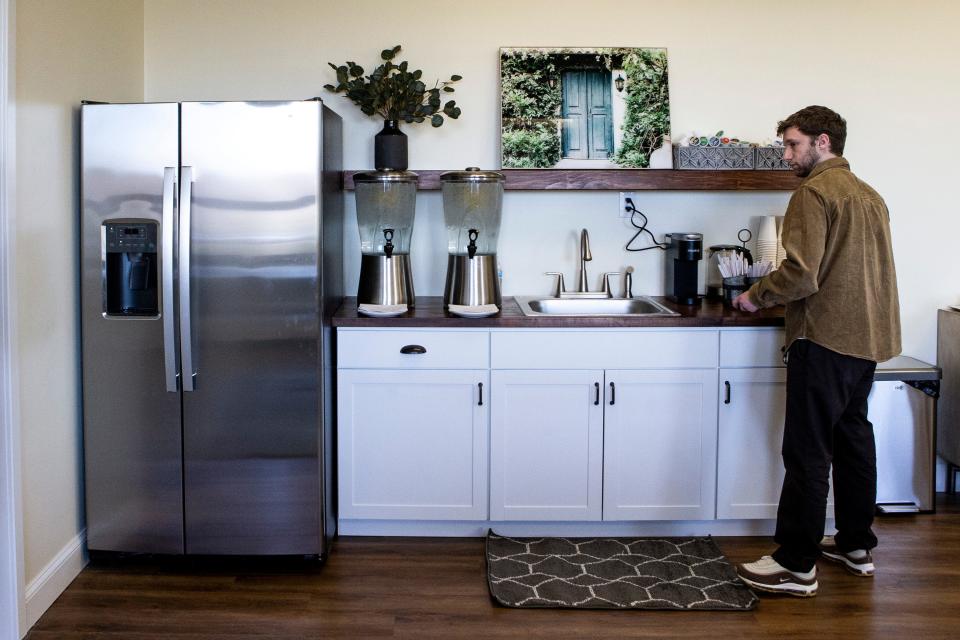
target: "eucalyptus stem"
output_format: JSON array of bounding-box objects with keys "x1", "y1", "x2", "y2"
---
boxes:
[{"x1": 324, "y1": 45, "x2": 462, "y2": 128}]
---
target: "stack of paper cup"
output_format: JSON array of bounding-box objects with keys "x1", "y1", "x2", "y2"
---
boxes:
[
  {"x1": 756, "y1": 215, "x2": 779, "y2": 265},
  {"x1": 775, "y1": 216, "x2": 786, "y2": 266}
]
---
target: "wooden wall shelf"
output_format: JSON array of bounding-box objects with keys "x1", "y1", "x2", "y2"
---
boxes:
[{"x1": 343, "y1": 169, "x2": 801, "y2": 191}]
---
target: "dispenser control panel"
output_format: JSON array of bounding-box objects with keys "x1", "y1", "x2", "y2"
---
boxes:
[{"x1": 106, "y1": 223, "x2": 157, "y2": 253}]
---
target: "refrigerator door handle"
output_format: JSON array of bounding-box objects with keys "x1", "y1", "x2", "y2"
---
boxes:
[
  {"x1": 162, "y1": 167, "x2": 179, "y2": 392},
  {"x1": 179, "y1": 166, "x2": 196, "y2": 391}
]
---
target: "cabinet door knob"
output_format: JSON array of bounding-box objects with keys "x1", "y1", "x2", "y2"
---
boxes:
[
  {"x1": 400, "y1": 344, "x2": 426, "y2": 355},
  {"x1": 609, "y1": 381, "x2": 616, "y2": 406},
  {"x1": 724, "y1": 380, "x2": 731, "y2": 404},
  {"x1": 478, "y1": 382, "x2": 483, "y2": 406},
  {"x1": 594, "y1": 382, "x2": 600, "y2": 405}
]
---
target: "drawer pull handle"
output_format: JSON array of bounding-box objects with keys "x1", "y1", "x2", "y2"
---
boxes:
[
  {"x1": 594, "y1": 382, "x2": 600, "y2": 405},
  {"x1": 400, "y1": 344, "x2": 426, "y2": 355},
  {"x1": 609, "y1": 381, "x2": 616, "y2": 406},
  {"x1": 724, "y1": 380, "x2": 731, "y2": 404},
  {"x1": 478, "y1": 382, "x2": 483, "y2": 406}
]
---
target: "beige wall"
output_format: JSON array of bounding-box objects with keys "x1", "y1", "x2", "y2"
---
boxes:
[
  {"x1": 142, "y1": 0, "x2": 960, "y2": 363},
  {"x1": 16, "y1": 0, "x2": 143, "y2": 583}
]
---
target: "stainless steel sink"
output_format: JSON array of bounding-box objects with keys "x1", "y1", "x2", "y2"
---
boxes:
[{"x1": 515, "y1": 295, "x2": 679, "y2": 317}]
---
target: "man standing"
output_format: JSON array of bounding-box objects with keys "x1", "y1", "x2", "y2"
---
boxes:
[{"x1": 732, "y1": 106, "x2": 901, "y2": 597}]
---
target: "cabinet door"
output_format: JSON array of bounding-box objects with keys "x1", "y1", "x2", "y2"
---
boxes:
[
  {"x1": 337, "y1": 369, "x2": 488, "y2": 520},
  {"x1": 716, "y1": 369, "x2": 787, "y2": 519},
  {"x1": 491, "y1": 370, "x2": 604, "y2": 521},
  {"x1": 717, "y1": 369, "x2": 834, "y2": 519},
  {"x1": 603, "y1": 369, "x2": 719, "y2": 520}
]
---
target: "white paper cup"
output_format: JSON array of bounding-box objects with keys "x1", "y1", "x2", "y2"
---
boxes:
[{"x1": 758, "y1": 215, "x2": 778, "y2": 245}]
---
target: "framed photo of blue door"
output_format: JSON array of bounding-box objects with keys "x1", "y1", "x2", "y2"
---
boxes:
[
  {"x1": 561, "y1": 69, "x2": 614, "y2": 160},
  {"x1": 500, "y1": 47, "x2": 671, "y2": 169}
]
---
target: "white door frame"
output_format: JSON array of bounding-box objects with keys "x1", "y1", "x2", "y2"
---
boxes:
[{"x1": 0, "y1": 0, "x2": 25, "y2": 636}]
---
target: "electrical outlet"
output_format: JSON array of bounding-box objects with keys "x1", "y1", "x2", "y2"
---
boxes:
[{"x1": 619, "y1": 192, "x2": 635, "y2": 218}]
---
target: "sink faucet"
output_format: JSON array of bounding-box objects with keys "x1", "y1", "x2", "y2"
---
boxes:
[{"x1": 578, "y1": 229, "x2": 593, "y2": 292}]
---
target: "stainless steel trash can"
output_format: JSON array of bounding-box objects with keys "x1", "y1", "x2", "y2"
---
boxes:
[{"x1": 871, "y1": 356, "x2": 940, "y2": 513}]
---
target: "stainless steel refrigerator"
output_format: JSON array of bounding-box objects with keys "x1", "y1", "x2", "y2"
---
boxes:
[{"x1": 80, "y1": 100, "x2": 343, "y2": 556}]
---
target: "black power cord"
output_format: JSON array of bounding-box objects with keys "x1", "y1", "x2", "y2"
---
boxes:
[{"x1": 623, "y1": 197, "x2": 668, "y2": 252}]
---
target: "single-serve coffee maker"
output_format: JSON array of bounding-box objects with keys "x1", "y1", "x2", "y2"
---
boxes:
[
  {"x1": 664, "y1": 232, "x2": 703, "y2": 304},
  {"x1": 354, "y1": 170, "x2": 418, "y2": 306},
  {"x1": 441, "y1": 168, "x2": 504, "y2": 308}
]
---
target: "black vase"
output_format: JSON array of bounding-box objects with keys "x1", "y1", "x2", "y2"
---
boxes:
[{"x1": 374, "y1": 120, "x2": 408, "y2": 171}]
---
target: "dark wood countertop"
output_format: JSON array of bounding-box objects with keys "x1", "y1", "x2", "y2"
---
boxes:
[{"x1": 332, "y1": 296, "x2": 785, "y2": 328}]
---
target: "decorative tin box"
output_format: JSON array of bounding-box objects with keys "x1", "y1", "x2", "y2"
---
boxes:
[
  {"x1": 754, "y1": 146, "x2": 791, "y2": 170},
  {"x1": 675, "y1": 146, "x2": 754, "y2": 170}
]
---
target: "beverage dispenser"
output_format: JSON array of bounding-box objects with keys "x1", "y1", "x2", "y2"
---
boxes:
[
  {"x1": 441, "y1": 168, "x2": 504, "y2": 308},
  {"x1": 354, "y1": 170, "x2": 418, "y2": 307},
  {"x1": 103, "y1": 221, "x2": 159, "y2": 316}
]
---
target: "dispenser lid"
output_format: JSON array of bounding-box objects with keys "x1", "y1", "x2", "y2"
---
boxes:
[
  {"x1": 440, "y1": 167, "x2": 505, "y2": 183},
  {"x1": 353, "y1": 170, "x2": 419, "y2": 183}
]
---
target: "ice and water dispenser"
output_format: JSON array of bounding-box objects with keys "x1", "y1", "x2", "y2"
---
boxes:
[
  {"x1": 354, "y1": 170, "x2": 419, "y2": 307},
  {"x1": 103, "y1": 221, "x2": 158, "y2": 316},
  {"x1": 441, "y1": 168, "x2": 504, "y2": 308}
]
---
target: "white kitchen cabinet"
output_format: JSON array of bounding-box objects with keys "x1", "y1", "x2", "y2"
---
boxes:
[
  {"x1": 489, "y1": 330, "x2": 720, "y2": 522},
  {"x1": 603, "y1": 369, "x2": 719, "y2": 520},
  {"x1": 490, "y1": 370, "x2": 604, "y2": 521},
  {"x1": 334, "y1": 324, "x2": 820, "y2": 534},
  {"x1": 337, "y1": 368, "x2": 489, "y2": 520},
  {"x1": 716, "y1": 368, "x2": 788, "y2": 519},
  {"x1": 716, "y1": 333, "x2": 834, "y2": 520}
]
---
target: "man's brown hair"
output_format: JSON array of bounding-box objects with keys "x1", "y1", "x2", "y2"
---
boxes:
[{"x1": 777, "y1": 105, "x2": 847, "y2": 155}]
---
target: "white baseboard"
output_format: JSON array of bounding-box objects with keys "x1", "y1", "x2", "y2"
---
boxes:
[
  {"x1": 337, "y1": 519, "x2": 787, "y2": 537},
  {"x1": 338, "y1": 518, "x2": 843, "y2": 538},
  {"x1": 24, "y1": 530, "x2": 87, "y2": 631}
]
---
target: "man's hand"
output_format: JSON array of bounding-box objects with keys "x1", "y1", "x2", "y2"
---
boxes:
[{"x1": 732, "y1": 291, "x2": 759, "y2": 312}]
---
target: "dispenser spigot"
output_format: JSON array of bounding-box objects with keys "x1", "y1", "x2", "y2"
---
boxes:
[
  {"x1": 383, "y1": 228, "x2": 394, "y2": 259},
  {"x1": 467, "y1": 228, "x2": 479, "y2": 259}
]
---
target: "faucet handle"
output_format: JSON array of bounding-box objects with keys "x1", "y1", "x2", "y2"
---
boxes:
[
  {"x1": 545, "y1": 272, "x2": 566, "y2": 298},
  {"x1": 601, "y1": 272, "x2": 620, "y2": 298}
]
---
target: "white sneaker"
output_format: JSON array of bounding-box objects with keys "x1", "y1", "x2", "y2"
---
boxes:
[
  {"x1": 820, "y1": 535, "x2": 875, "y2": 576},
  {"x1": 737, "y1": 555, "x2": 818, "y2": 597}
]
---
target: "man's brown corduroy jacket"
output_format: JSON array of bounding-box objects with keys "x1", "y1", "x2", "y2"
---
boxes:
[{"x1": 747, "y1": 156, "x2": 901, "y2": 363}]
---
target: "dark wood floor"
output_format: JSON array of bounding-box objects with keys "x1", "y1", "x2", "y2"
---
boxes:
[{"x1": 27, "y1": 495, "x2": 960, "y2": 639}]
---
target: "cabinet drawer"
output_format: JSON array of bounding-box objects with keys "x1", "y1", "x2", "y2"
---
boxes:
[
  {"x1": 338, "y1": 329, "x2": 489, "y2": 369},
  {"x1": 719, "y1": 329, "x2": 786, "y2": 367},
  {"x1": 491, "y1": 330, "x2": 718, "y2": 369}
]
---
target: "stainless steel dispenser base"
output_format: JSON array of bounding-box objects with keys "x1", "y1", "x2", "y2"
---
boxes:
[
  {"x1": 357, "y1": 254, "x2": 415, "y2": 306},
  {"x1": 443, "y1": 254, "x2": 501, "y2": 308}
]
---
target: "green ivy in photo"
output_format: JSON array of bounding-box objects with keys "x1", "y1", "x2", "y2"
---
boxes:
[
  {"x1": 613, "y1": 49, "x2": 670, "y2": 168},
  {"x1": 500, "y1": 50, "x2": 561, "y2": 168}
]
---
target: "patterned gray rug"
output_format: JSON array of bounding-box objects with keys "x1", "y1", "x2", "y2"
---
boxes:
[{"x1": 486, "y1": 532, "x2": 758, "y2": 610}]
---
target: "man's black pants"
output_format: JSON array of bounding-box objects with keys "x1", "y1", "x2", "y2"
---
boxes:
[{"x1": 772, "y1": 339, "x2": 878, "y2": 573}]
